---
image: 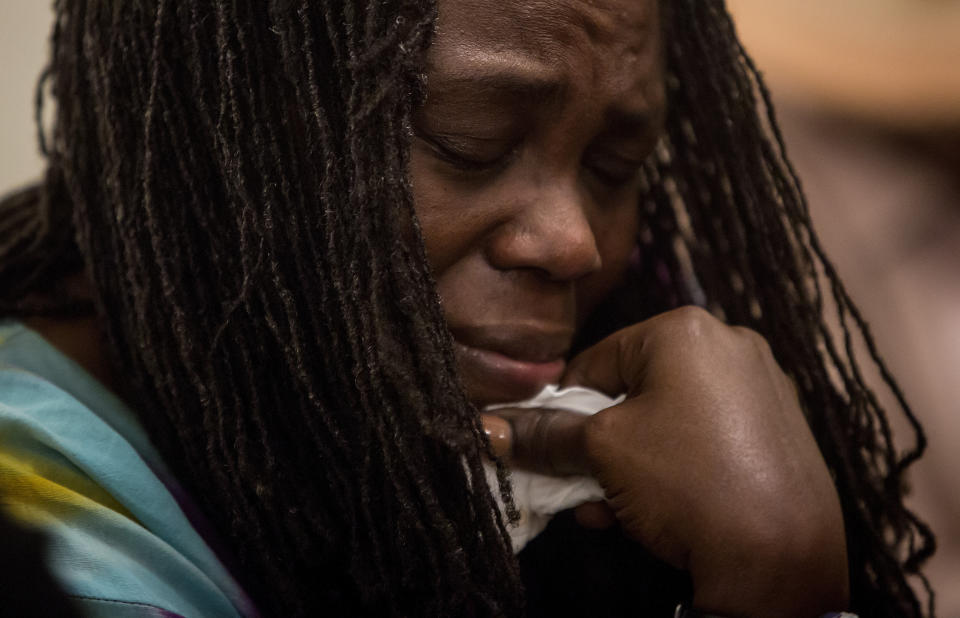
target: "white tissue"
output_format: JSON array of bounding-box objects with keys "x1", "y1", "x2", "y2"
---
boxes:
[{"x1": 484, "y1": 384, "x2": 625, "y2": 553}]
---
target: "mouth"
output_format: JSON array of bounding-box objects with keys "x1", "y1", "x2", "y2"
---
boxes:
[{"x1": 449, "y1": 325, "x2": 571, "y2": 404}]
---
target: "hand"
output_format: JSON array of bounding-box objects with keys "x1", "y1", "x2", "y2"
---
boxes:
[{"x1": 484, "y1": 306, "x2": 849, "y2": 617}]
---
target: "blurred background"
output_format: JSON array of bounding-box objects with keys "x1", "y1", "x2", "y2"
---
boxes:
[
  {"x1": 2, "y1": 0, "x2": 958, "y2": 612},
  {"x1": 0, "y1": 2, "x2": 49, "y2": 194},
  {"x1": 726, "y1": 0, "x2": 960, "y2": 611}
]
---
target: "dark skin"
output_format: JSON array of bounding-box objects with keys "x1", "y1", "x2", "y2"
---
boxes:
[
  {"x1": 411, "y1": 0, "x2": 660, "y2": 406},
  {"x1": 414, "y1": 0, "x2": 849, "y2": 615},
  {"x1": 31, "y1": 0, "x2": 848, "y2": 614}
]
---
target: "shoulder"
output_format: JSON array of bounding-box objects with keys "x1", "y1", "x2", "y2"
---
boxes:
[{"x1": 0, "y1": 321, "x2": 255, "y2": 618}]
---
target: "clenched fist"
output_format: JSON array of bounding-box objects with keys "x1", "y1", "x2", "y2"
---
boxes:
[{"x1": 485, "y1": 306, "x2": 849, "y2": 617}]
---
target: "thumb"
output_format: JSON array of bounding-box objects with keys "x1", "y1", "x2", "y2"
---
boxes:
[{"x1": 481, "y1": 408, "x2": 592, "y2": 476}]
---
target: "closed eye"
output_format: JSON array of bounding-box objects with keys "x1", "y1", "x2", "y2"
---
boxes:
[
  {"x1": 583, "y1": 151, "x2": 644, "y2": 186},
  {"x1": 414, "y1": 128, "x2": 518, "y2": 174}
]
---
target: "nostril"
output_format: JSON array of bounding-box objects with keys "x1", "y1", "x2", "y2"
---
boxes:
[
  {"x1": 486, "y1": 220, "x2": 603, "y2": 280},
  {"x1": 539, "y1": 228, "x2": 602, "y2": 282},
  {"x1": 556, "y1": 240, "x2": 602, "y2": 280}
]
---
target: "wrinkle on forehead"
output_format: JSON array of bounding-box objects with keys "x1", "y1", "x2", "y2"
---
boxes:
[
  {"x1": 522, "y1": 0, "x2": 655, "y2": 54},
  {"x1": 433, "y1": 0, "x2": 661, "y2": 109},
  {"x1": 436, "y1": 0, "x2": 657, "y2": 60}
]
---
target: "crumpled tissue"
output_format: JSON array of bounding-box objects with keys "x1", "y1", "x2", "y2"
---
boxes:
[{"x1": 484, "y1": 384, "x2": 625, "y2": 553}]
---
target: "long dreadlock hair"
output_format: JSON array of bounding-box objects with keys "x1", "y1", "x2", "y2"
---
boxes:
[{"x1": 0, "y1": 0, "x2": 935, "y2": 615}]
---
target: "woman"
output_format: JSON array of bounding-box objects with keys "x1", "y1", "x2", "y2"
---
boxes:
[{"x1": 0, "y1": 0, "x2": 934, "y2": 616}]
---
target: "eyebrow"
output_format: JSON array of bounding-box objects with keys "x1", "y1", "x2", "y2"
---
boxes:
[
  {"x1": 425, "y1": 51, "x2": 664, "y2": 133},
  {"x1": 426, "y1": 52, "x2": 567, "y2": 105},
  {"x1": 440, "y1": 71, "x2": 565, "y2": 102}
]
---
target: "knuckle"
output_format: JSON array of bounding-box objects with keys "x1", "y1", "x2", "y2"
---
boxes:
[
  {"x1": 667, "y1": 305, "x2": 717, "y2": 342},
  {"x1": 671, "y1": 304, "x2": 714, "y2": 326},
  {"x1": 734, "y1": 325, "x2": 773, "y2": 357}
]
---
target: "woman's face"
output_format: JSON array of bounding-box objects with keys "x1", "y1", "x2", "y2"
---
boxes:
[{"x1": 410, "y1": 0, "x2": 665, "y2": 405}]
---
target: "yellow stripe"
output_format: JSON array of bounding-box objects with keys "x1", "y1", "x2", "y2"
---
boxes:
[{"x1": 0, "y1": 449, "x2": 136, "y2": 527}]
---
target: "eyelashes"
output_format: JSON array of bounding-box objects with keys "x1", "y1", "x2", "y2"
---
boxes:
[
  {"x1": 415, "y1": 127, "x2": 645, "y2": 187},
  {"x1": 582, "y1": 153, "x2": 644, "y2": 186},
  {"x1": 415, "y1": 130, "x2": 518, "y2": 173}
]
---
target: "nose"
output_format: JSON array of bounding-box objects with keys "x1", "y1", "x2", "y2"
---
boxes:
[{"x1": 485, "y1": 183, "x2": 602, "y2": 281}]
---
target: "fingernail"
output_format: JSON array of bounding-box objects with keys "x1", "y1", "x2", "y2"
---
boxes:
[{"x1": 481, "y1": 414, "x2": 513, "y2": 459}]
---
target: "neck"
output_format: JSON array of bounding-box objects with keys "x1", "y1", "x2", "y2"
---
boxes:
[{"x1": 23, "y1": 273, "x2": 116, "y2": 392}]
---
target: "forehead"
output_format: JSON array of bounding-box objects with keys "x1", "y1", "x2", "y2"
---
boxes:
[
  {"x1": 436, "y1": 0, "x2": 657, "y2": 55},
  {"x1": 430, "y1": 0, "x2": 662, "y2": 114}
]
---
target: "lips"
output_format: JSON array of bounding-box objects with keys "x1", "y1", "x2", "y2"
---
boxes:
[{"x1": 449, "y1": 325, "x2": 572, "y2": 404}]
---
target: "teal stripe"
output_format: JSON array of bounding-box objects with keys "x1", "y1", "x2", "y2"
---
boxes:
[{"x1": 0, "y1": 320, "x2": 255, "y2": 617}]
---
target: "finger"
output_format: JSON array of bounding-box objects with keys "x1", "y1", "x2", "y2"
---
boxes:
[
  {"x1": 562, "y1": 306, "x2": 724, "y2": 396},
  {"x1": 480, "y1": 413, "x2": 513, "y2": 459},
  {"x1": 574, "y1": 500, "x2": 617, "y2": 529},
  {"x1": 485, "y1": 407, "x2": 592, "y2": 476},
  {"x1": 781, "y1": 371, "x2": 801, "y2": 403},
  {"x1": 560, "y1": 326, "x2": 642, "y2": 396}
]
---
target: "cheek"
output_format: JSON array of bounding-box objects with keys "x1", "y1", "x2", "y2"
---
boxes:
[
  {"x1": 576, "y1": 202, "x2": 640, "y2": 320},
  {"x1": 408, "y1": 143, "x2": 507, "y2": 276},
  {"x1": 408, "y1": 146, "x2": 464, "y2": 274}
]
